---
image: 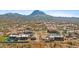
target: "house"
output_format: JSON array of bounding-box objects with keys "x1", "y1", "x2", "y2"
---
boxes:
[
  {"x1": 8, "y1": 31, "x2": 34, "y2": 42},
  {"x1": 23, "y1": 31, "x2": 34, "y2": 36},
  {"x1": 45, "y1": 33, "x2": 64, "y2": 41}
]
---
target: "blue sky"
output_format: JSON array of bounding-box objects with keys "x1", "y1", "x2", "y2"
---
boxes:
[{"x1": 0, "y1": 10, "x2": 79, "y2": 17}]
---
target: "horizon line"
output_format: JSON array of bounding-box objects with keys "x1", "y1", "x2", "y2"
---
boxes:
[
  {"x1": 0, "y1": 10, "x2": 79, "y2": 18},
  {"x1": 0, "y1": 12, "x2": 79, "y2": 18}
]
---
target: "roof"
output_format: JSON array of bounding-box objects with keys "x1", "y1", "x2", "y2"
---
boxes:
[
  {"x1": 48, "y1": 34, "x2": 63, "y2": 38},
  {"x1": 9, "y1": 34, "x2": 30, "y2": 37}
]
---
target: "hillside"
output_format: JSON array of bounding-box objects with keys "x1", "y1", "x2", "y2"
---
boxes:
[{"x1": 0, "y1": 10, "x2": 79, "y2": 23}]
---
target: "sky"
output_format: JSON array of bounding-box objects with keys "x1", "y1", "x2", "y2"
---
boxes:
[{"x1": 0, "y1": 10, "x2": 79, "y2": 17}]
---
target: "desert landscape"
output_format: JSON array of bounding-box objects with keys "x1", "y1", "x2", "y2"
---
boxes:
[{"x1": 0, "y1": 10, "x2": 79, "y2": 48}]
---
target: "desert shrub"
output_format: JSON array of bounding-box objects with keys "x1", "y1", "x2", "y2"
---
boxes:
[{"x1": 0, "y1": 35, "x2": 8, "y2": 42}]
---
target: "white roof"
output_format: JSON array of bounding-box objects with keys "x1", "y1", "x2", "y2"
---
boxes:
[
  {"x1": 49, "y1": 34, "x2": 63, "y2": 38},
  {"x1": 9, "y1": 34, "x2": 30, "y2": 37}
]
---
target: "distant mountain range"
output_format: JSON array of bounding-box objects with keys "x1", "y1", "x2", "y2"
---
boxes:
[{"x1": 0, "y1": 10, "x2": 79, "y2": 23}]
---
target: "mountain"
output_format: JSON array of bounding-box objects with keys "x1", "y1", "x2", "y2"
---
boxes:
[
  {"x1": 0, "y1": 13, "x2": 27, "y2": 21},
  {"x1": 27, "y1": 10, "x2": 79, "y2": 23},
  {"x1": 0, "y1": 10, "x2": 79, "y2": 23},
  {"x1": 0, "y1": 10, "x2": 53, "y2": 21},
  {"x1": 26, "y1": 10, "x2": 54, "y2": 21},
  {"x1": 30, "y1": 10, "x2": 46, "y2": 15}
]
